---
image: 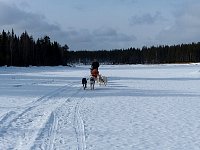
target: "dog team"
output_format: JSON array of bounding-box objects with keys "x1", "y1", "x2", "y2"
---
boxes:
[
  {"x1": 82, "y1": 59, "x2": 107, "y2": 90},
  {"x1": 81, "y1": 76, "x2": 95, "y2": 90},
  {"x1": 82, "y1": 75, "x2": 107, "y2": 90}
]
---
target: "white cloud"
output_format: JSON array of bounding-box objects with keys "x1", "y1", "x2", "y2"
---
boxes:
[
  {"x1": 129, "y1": 12, "x2": 165, "y2": 25},
  {"x1": 3, "y1": 0, "x2": 199, "y2": 50},
  {"x1": 156, "y1": 2, "x2": 200, "y2": 45},
  {"x1": 0, "y1": 1, "x2": 64, "y2": 42},
  {"x1": 0, "y1": 1, "x2": 137, "y2": 50},
  {"x1": 63, "y1": 27, "x2": 136, "y2": 50}
]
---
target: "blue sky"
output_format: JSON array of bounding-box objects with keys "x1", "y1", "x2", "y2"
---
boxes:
[{"x1": 0, "y1": 0, "x2": 200, "y2": 50}]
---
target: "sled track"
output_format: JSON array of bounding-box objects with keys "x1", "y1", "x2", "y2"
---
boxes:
[
  {"x1": 0, "y1": 81, "x2": 82, "y2": 149},
  {"x1": 0, "y1": 81, "x2": 76, "y2": 135},
  {"x1": 30, "y1": 111, "x2": 58, "y2": 150},
  {"x1": 24, "y1": 81, "x2": 80, "y2": 108},
  {"x1": 31, "y1": 88, "x2": 87, "y2": 150},
  {"x1": 74, "y1": 96, "x2": 87, "y2": 150}
]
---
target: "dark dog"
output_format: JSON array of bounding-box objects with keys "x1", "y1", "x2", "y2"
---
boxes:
[{"x1": 82, "y1": 78, "x2": 87, "y2": 90}]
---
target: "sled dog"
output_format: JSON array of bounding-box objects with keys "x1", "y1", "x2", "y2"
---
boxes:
[
  {"x1": 82, "y1": 78, "x2": 87, "y2": 90},
  {"x1": 98, "y1": 75, "x2": 107, "y2": 86},
  {"x1": 90, "y1": 76, "x2": 95, "y2": 90}
]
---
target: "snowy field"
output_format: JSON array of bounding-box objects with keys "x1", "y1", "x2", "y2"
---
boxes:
[{"x1": 1, "y1": 64, "x2": 200, "y2": 150}]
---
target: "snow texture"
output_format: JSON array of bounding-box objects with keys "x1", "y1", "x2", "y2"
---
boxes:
[{"x1": 0, "y1": 64, "x2": 200, "y2": 150}]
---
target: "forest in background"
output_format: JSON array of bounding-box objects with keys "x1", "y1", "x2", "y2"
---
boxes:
[{"x1": 1, "y1": 29, "x2": 200, "y2": 66}]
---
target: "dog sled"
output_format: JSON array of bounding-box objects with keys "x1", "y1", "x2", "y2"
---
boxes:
[
  {"x1": 91, "y1": 68, "x2": 99, "y2": 78},
  {"x1": 82, "y1": 60, "x2": 107, "y2": 90},
  {"x1": 91, "y1": 69, "x2": 107, "y2": 86}
]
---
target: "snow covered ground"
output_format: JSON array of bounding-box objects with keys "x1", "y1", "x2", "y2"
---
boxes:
[{"x1": 1, "y1": 64, "x2": 200, "y2": 150}]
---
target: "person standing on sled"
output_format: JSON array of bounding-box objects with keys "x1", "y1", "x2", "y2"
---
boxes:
[{"x1": 90, "y1": 59, "x2": 99, "y2": 78}]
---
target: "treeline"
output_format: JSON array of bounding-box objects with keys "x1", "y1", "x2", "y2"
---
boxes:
[
  {"x1": 0, "y1": 29, "x2": 69, "y2": 66},
  {"x1": 69, "y1": 43, "x2": 200, "y2": 64},
  {"x1": 1, "y1": 29, "x2": 200, "y2": 66}
]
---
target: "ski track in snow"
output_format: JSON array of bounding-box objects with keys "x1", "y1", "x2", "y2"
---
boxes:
[
  {"x1": 0, "y1": 81, "x2": 74, "y2": 134},
  {"x1": 30, "y1": 111, "x2": 58, "y2": 150},
  {"x1": 74, "y1": 96, "x2": 87, "y2": 150},
  {"x1": 31, "y1": 87, "x2": 86, "y2": 150},
  {"x1": 0, "y1": 81, "x2": 84, "y2": 149}
]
